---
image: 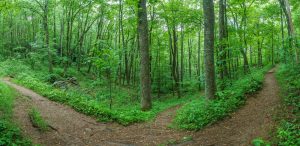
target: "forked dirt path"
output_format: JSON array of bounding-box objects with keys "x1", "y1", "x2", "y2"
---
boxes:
[{"x1": 2, "y1": 68, "x2": 280, "y2": 146}]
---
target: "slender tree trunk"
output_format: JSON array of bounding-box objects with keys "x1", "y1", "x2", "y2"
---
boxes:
[
  {"x1": 172, "y1": 25, "x2": 180, "y2": 98},
  {"x1": 119, "y1": 0, "x2": 129, "y2": 85},
  {"x1": 279, "y1": 0, "x2": 298, "y2": 63},
  {"x1": 180, "y1": 24, "x2": 184, "y2": 84},
  {"x1": 219, "y1": 0, "x2": 227, "y2": 80},
  {"x1": 43, "y1": 0, "x2": 53, "y2": 73},
  {"x1": 197, "y1": 31, "x2": 201, "y2": 90},
  {"x1": 280, "y1": 9, "x2": 286, "y2": 63},
  {"x1": 53, "y1": 1, "x2": 57, "y2": 54},
  {"x1": 157, "y1": 38, "x2": 161, "y2": 98},
  {"x1": 59, "y1": 10, "x2": 64, "y2": 58},
  {"x1": 118, "y1": 0, "x2": 123, "y2": 85},
  {"x1": 257, "y1": 23, "x2": 263, "y2": 67},
  {"x1": 272, "y1": 20, "x2": 274, "y2": 65},
  {"x1": 258, "y1": 40, "x2": 262, "y2": 67},
  {"x1": 188, "y1": 38, "x2": 192, "y2": 78},
  {"x1": 250, "y1": 45, "x2": 253, "y2": 66}
]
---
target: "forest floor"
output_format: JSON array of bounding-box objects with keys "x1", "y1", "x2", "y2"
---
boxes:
[{"x1": 1, "y1": 68, "x2": 281, "y2": 146}]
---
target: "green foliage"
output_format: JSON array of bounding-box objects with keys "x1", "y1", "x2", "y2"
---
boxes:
[
  {"x1": 0, "y1": 59, "x2": 31, "y2": 77},
  {"x1": 275, "y1": 64, "x2": 300, "y2": 146},
  {"x1": 252, "y1": 138, "x2": 271, "y2": 146},
  {"x1": 276, "y1": 121, "x2": 300, "y2": 146},
  {"x1": 44, "y1": 73, "x2": 63, "y2": 83},
  {"x1": 0, "y1": 82, "x2": 32, "y2": 146},
  {"x1": 0, "y1": 60, "x2": 194, "y2": 125},
  {"x1": 28, "y1": 108, "x2": 49, "y2": 132},
  {"x1": 0, "y1": 121, "x2": 32, "y2": 146},
  {"x1": 174, "y1": 66, "x2": 271, "y2": 130}
]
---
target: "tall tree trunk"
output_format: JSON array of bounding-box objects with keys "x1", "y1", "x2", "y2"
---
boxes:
[
  {"x1": 219, "y1": 0, "x2": 227, "y2": 80},
  {"x1": 59, "y1": 10, "x2": 64, "y2": 58},
  {"x1": 280, "y1": 9, "x2": 286, "y2": 63},
  {"x1": 271, "y1": 20, "x2": 274, "y2": 65},
  {"x1": 279, "y1": 0, "x2": 298, "y2": 63},
  {"x1": 180, "y1": 24, "x2": 184, "y2": 84},
  {"x1": 188, "y1": 38, "x2": 192, "y2": 78},
  {"x1": 118, "y1": 0, "x2": 123, "y2": 85},
  {"x1": 64, "y1": 4, "x2": 74, "y2": 76},
  {"x1": 119, "y1": 0, "x2": 129, "y2": 85},
  {"x1": 138, "y1": 0, "x2": 151, "y2": 111},
  {"x1": 203, "y1": 0, "x2": 216, "y2": 99},
  {"x1": 172, "y1": 25, "x2": 180, "y2": 98},
  {"x1": 156, "y1": 38, "x2": 161, "y2": 98},
  {"x1": 43, "y1": 0, "x2": 53, "y2": 73},
  {"x1": 258, "y1": 40, "x2": 263, "y2": 67},
  {"x1": 197, "y1": 31, "x2": 201, "y2": 90},
  {"x1": 224, "y1": 0, "x2": 231, "y2": 78},
  {"x1": 53, "y1": 0, "x2": 57, "y2": 54}
]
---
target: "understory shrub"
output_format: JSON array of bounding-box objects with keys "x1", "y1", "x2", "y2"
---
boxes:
[
  {"x1": 252, "y1": 138, "x2": 271, "y2": 146},
  {"x1": 0, "y1": 60, "x2": 194, "y2": 125},
  {"x1": 275, "y1": 64, "x2": 300, "y2": 146},
  {"x1": 0, "y1": 82, "x2": 32, "y2": 146},
  {"x1": 174, "y1": 66, "x2": 271, "y2": 130}
]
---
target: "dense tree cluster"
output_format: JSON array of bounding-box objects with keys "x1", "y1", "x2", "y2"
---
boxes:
[{"x1": 0, "y1": 0, "x2": 299, "y2": 109}]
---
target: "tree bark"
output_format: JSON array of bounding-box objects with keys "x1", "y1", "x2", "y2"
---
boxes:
[
  {"x1": 42, "y1": 0, "x2": 53, "y2": 73},
  {"x1": 180, "y1": 24, "x2": 184, "y2": 84},
  {"x1": 172, "y1": 25, "x2": 180, "y2": 98},
  {"x1": 188, "y1": 38, "x2": 192, "y2": 78},
  {"x1": 219, "y1": 0, "x2": 228, "y2": 80},
  {"x1": 138, "y1": 0, "x2": 152, "y2": 111},
  {"x1": 279, "y1": 0, "x2": 298, "y2": 63},
  {"x1": 280, "y1": 9, "x2": 286, "y2": 63},
  {"x1": 197, "y1": 30, "x2": 201, "y2": 90},
  {"x1": 203, "y1": 0, "x2": 216, "y2": 99}
]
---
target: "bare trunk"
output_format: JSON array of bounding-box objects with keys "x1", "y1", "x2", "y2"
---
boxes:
[
  {"x1": 219, "y1": 0, "x2": 228, "y2": 80},
  {"x1": 180, "y1": 24, "x2": 184, "y2": 83},
  {"x1": 279, "y1": 0, "x2": 298, "y2": 63},
  {"x1": 43, "y1": 0, "x2": 53, "y2": 73},
  {"x1": 138, "y1": 0, "x2": 152, "y2": 111},
  {"x1": 203, "y1": 0, "x2": 216, "y2": 99}
]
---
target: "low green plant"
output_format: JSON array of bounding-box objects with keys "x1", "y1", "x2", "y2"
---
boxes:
[
  {"x1": 252, "y1": 138, "x2": 271, "y2": 146},
  {"x1": 276, "y1": 121, "x2": 299, "y2": 146},
  {"x1": 174, "y1": 66, "x2": 271, "y2": 130},
  {"x1": 0, "y1": 82, "x2": 32, "y2": 146},
  {"x1": 0, "y1": 60, "x2": 195, "y2": 125},
  {"x1": 28, "y1": 108, "x2": 49, "y2": 132},
  {"x1": 275, "y1": 64, "x2": 300, "y2": 146}
]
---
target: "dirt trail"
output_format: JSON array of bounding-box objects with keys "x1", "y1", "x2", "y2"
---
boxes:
[
  {"x1": 187, "y1": 68, "x2": 280, "y2": 146},
  {"x1": 2, "y1": 68, "x2": 280, "y2": 146}
]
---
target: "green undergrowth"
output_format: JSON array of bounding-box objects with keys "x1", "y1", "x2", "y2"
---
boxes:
[
  {"x1": 0, "y1": 82, "x2": 32, "y2": 146},
  {"x1": 173, "y1": 65, "x2": 272, "y2": 130},
  {"x1": 274, "y1": 64, "x2": 300, "y2": 146},
  {"x1": 252, "y1": 138, "x2": 271, "y2": 146},
  {"x1": 28, "y1": 108, "x2": 49, "y2": 132},
  {"x1": 0, "y1": 60, "x2": 194, "y2": 125}
]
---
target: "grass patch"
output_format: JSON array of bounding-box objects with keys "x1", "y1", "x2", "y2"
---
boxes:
[
  {"x1": 0, "y1": 82, "x2": 32, "y2": 146},
  {"x1": 28, "y1": 108, "x2": 49, "y2": 132},
  {"x1": 173, "y1": 66, "x2": 272, "y2": 130}
]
